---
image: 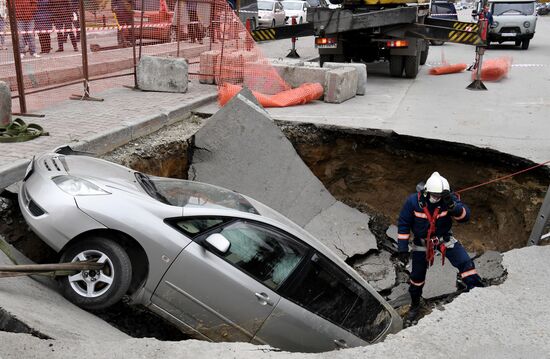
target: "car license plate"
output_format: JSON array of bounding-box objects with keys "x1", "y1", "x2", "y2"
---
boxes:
[{"x1": 502, "y1": 32, "x2": 517, "y2": 37}]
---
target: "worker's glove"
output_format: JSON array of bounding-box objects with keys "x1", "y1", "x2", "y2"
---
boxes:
[
  {"x1": 397, "y1": 251, "x2": 410, "y2": 266},
  {"x1": 442, "y1": 190, "x2": 456, "y2": 210}
]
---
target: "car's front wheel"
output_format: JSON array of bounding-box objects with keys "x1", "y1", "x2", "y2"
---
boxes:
[{"x1": 58, "y1": 237, "x2": 132, "y2": 311}]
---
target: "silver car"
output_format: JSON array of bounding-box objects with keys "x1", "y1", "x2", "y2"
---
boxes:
[{"x1": 18, "y1": 151, "x2": 402, "y2": 352}]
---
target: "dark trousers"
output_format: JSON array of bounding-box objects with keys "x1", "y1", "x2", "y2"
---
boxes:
[
  {"x1": 38, "y1": 33, "x2": 51, "y2": 53},
  {"x1": 55, "y1": 20, "x2": 78, "y2": 50},
  {"x1": 408, "y1": 241, "x2": 483, "y2": 305}
]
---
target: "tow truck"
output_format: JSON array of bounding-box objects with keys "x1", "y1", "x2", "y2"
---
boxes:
[{"x1": 251, "y1": 0, "x2": 487, "y2": 78}]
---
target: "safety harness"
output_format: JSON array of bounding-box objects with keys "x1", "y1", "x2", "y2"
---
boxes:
[{"x1": 418, "y1": 192, "x2": 447, "y2": 267}]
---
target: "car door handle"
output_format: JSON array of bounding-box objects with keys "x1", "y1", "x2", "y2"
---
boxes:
[
  {"x1": 334, "y1": 339, "x2": 348, "y2": 349},
  {"x1": 254, "y1": 292, "x2": 274, "y2": 306}
]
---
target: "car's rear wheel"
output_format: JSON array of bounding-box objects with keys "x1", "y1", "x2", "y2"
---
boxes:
[{"x1": 58, "y1": 237, "x2": 132, "y2": 311}]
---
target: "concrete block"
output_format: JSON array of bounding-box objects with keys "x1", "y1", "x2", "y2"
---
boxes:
[
  {"x1": 273, "y1": 64, "x2": 329, "y2": 90},
  {"x1": 0, "y1": 81, "x2": 11, "y2": 126},
  {"x1": 243, "y1": 61, "x2": 290, "y2": 95},
  {"x1": 302, "y1": 62, "x2": 320, "y2": 67},
  {"x1": 475, "y1": 250, "x2": 505, "y2": 283},
  {"x1": 223, "y1": 50, "x2": 259, "y2": 84},
  {"x1": 353, "y1": 251, "x2": 396, "y2": 291},
  {"x1": 422, "y1": 254, "x2": 459, "y2": 299},
  {"x1": 199, "y1": 50, "x2": 220, "y2": 84},
  {"x1": 324, "y1": 67, "x2": 358, "y2": 104},
  {"x1": 268, "y1": 57, "x2": 304, "y2": 66},
  {"x1": 137, "y1": 55, "x2": 188, "y2": 93},
  {"x1": 323, "y1": 62, "x2": 367, "y2": 95}
]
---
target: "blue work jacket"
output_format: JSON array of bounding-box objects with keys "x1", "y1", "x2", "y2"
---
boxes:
[{"x1": 397, "y1": 192, "x2": 470, "y2": 252}]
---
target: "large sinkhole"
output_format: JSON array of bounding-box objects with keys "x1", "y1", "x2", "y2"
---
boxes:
[{"x1": 1, "y1": 117, "x2": 548, "y2": 342}]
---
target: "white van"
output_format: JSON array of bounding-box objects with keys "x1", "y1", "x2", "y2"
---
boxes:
[{"x1": 474, "y1": 0, "x2": 537, "y2": 49}]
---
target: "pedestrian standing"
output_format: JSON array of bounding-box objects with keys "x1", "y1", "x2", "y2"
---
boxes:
[
  {"x1": 70, "y1": 0, "x2": 80, "y2": 42},
  {"x1": 396, "y1": 171, "x2": 484, "y2": 327},
  {"x1": 51, "y1": 0, "x2": 78, "y2": 52},
  {"x1": 15, "y1": 0, "x2": 40, "y2": 58},
  {"x1": 0, "y1": 0, "x2": 7, "y2": 50},
  {"x1": 35, "y1": 0, "x2": 53, "y2": 54},
  {"x1": 112, "y1": 0, "x2": 133, "y2": 47}
]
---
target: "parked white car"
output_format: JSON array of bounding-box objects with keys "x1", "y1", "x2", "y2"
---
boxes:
[
  {"x1": 258, "y1": 0, "x2": 287, "y2": 28},
  {"x1": 283, "y1": 1, "x2": 309, "y2": 24}
]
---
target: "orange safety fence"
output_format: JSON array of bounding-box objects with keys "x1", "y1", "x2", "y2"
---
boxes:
[
  {"x1": 3, "y1": 0, "x2": 304, "y2": 113},
  {"x1": 429, "y1": 63, "x2": 468, "y2": 75},
  {"x1": 218, "y1": 82, "x2": 324, "y2": 107},
  {"x1": 472, "y1": 56, "x2": 512, "y2": 81}
]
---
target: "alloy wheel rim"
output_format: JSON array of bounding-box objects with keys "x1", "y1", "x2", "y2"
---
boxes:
[{"x1": 68, "y1": 250, "x2": 114, "y2": 298}]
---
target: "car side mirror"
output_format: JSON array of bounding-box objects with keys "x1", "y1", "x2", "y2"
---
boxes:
[{"x1": 205, "y1": 233, "x2": 230, "y2": 254}]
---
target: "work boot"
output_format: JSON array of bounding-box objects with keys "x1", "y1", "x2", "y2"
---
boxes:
[{"x1": 404, "y1": 303, "x2": 420, "y2": 328}]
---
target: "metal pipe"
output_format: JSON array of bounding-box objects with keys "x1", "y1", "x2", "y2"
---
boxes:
[
  {"x1": 79, "y1": 0, "x2": 90, "y2": 96},
  {"x1": 7, "y1": 0, "x2": 26, "y2": 114},
  {"x1": 131, "y1": 0, "x2": 138, "y2": 88},
  {"x1": 528, "y1": 185, "x2": 550, "y2": 246},
  {"x1": 139, "y1": 0, "x2": 145, "y2": 59},
  {"x1": 176, "y1": 0, "x2": 182, "y2": 57}
]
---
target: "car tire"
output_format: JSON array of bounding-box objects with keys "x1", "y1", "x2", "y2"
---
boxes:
[
  {"x1": 404, "y1": 54, "x2": 420, "y2": 78},
  {"x1": 58, "y1": 237, "x2": 132, "y2": 311},
  {"x1": 420, "y1": 45, "x2": 429, "y2": 66},
  {"x1": 389, "y1": 55, "x2": 404, "y2": 77},
  {"x1": 521, "y1": 39, "x2": 530, "y2": 50}
]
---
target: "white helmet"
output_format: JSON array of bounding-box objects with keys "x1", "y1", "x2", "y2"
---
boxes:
[{"x1": 424, "y1": 172, "x2": 450, "y2": 203}]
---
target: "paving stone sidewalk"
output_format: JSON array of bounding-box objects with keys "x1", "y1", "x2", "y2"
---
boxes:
[{"x1": 0, "y1": 82, "x2": 217, "y2": 189}]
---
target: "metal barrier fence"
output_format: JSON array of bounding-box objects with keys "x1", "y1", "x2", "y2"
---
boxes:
[{"x1": 3, "y1": 0, "x2": 282, "y2": 114}]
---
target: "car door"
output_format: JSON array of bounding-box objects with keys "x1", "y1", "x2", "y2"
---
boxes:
[
  {"x1": 152, "y1": 218, "x2": 308, "y2": 343},
  {"x1": 253, "y1": 252, "x2": 393, "y2": 352},
  {"x1": 275, "y1": 2, "x2": 285, "y2": 25}
]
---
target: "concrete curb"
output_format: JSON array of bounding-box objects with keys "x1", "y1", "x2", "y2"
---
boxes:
[{"x1": 0, "y1": 92, "x2": 217, "y2": 190}]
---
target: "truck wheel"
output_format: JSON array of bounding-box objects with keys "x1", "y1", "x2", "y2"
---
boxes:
[
  {"x1": 521, "y1": 39, "x2": 530, "y2": 50},
  {"x1": 420, "y1": 46, "x2": 429, "y2": 66},
  {"x1": 404, "y1": 55, "x2": 420, "y2": 78},
  {"x1": 389, "y1": 55, "x2": 404, "y2": 77},
  {"x1": 515, "y1": 40, "x2": 521, "y2": 46}
]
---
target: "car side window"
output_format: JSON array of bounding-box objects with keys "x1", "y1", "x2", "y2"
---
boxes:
[
  {"x1": 213, "y1": 221, "x2": 308, "y2": 290},
  {"x1": 282, "y1": 253, "x2": 391, "y2": 342}
]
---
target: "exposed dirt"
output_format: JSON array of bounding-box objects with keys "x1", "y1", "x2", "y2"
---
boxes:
[{"x1": 280, "y1": 124, "x2": 549, "y2": 254}]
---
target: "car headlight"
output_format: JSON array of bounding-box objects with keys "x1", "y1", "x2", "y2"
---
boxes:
[
  {"x1": 523, "y1": 21, "x2": 530, "y2": 28},
  {"x1": 492, "y1": 21, "x2": 499, "y2": 28},
  {"x1": 52, "y1": 175, "x2": 110, "y2": 196}
]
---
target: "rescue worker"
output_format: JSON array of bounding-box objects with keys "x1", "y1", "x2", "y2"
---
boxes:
[{"x1": 397, "y1": 172, "x2": 483, "y2": 326}]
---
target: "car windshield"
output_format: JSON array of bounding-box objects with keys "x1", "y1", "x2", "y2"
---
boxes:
[
  {"x1": 135, "y1": 173, "x2": 259, "y2": 214},
  {"x1": 492, "y1": 2, "x2": 534, "y2": 15},
  {"x1": 431, "y1": 3, "x2": 456, "y2": 14},
  {"x1": 283, "y1": 2, "x2": 303, "y2": 10},
  {"x1": 258, "y1": 1, "x2": 275, "y2": 10}
]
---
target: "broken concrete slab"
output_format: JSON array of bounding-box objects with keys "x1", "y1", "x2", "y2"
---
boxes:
[
  {"x1": 323, "y1": 62, "x2": 367, "y2": 95},
  {"x1": 353, "y1": 251, "x2": 396, "y2": 291},
  {"x1": 0, "y1": 81, "x2": 10, "y2": 126},
  {"x1": 324, "y1": 67, "x2": 358, "y2": 104},
  {"x1": 386, "y1": 282, "x2": 411, "y2": 307},
  {"x1": 0, "y1": 250, "x2": 128, "y2": 341},
  {"x1": 305, "y1": 201, "x2": 377, "y2": 260},
  {"x1": 199, "y1": 50, "x2": 220, "y2": 85},
  {"x1": 422, "y1": 254, "x2": 459, "y2": 299},
  {"x1": 475, "y1": 250, "x2": 506, "y2": 284},
  {"x1": 189, "y1": 89, "x2": 377, "y2": 259},
  {"x1": 137, "y1": 55, "x2": 188, "y2": 93}
]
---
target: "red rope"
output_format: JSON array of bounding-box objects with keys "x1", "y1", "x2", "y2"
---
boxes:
[{"x1": 456, "y1": 159, "x2": 550, "y2": 194}]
